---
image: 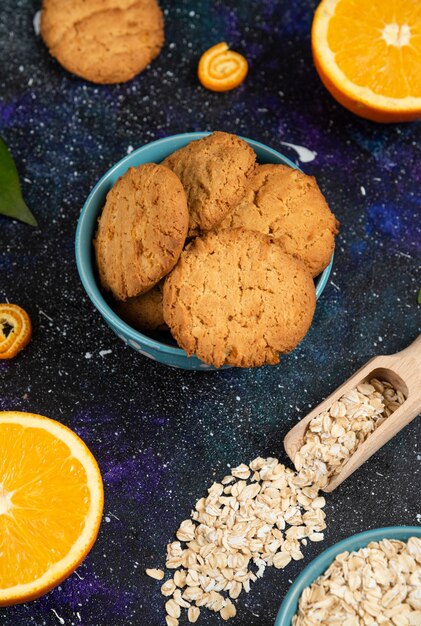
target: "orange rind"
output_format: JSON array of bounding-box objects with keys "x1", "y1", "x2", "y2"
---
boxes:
[
  {"x1": 312, "y1": 0, "x2": 421, "y2": 122},
  {"x1": 198, "y1": 42, "x2": 248, "y2": 92},
  {"x1": 0, "y1": 411, "x2": 104, "y2": 605},
  {"x1": 0, "y1": 304, "x2": 32, "y2": 359}
]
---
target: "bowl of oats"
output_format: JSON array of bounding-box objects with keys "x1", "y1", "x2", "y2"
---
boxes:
[{"x1": 275, "y1": 526, "x2": 421, "y2": 625}]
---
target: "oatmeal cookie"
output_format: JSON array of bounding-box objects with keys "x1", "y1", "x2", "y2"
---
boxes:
[
  {"x1": 114, "y1": 280, "x2": 167, "y2": 332},
  {"x1": 94, "y1": 163, "x2": 188, "y2": 301},
  {"x1": 219, "y1": 164, "x2": 339, "y2": 277},
  {"x1": 162, "y1": 132, "x2": 256, "y2": 236},
  {"x1": 41, "y1": 0, "x2": 164, "y2": 83},
  {"x1": 163, "y1": 228, "x2": 316, "y2": 367}
]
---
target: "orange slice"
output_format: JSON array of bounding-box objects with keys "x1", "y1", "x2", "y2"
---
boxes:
[
  {"x1": 312, "y1": 0, "x2": 421, "y2": 122},
  {"x1": 0, "y1": 304, "x2": 32, "y2": 359},
  {"x1": 0, "y1": 411, "x2": 103, "y2": 605},
  {"x1": 198, "y1": 42, "x2": 248, "y2": 92}
]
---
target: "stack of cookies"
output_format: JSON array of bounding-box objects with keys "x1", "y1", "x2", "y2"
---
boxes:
[{"x1": 94, "y1": 132, "x2": 339, "y2": 368}]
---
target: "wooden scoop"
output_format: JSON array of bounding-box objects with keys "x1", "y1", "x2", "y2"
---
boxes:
[{"x1": 284, "y1": 335, "x2": 421, "y2": 492}]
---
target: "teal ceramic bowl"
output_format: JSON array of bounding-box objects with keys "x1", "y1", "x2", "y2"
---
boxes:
[
  {"x1": 75, "y1": 132, "x2": 334, "y2": 370},
  {"x1": 275, "y1": 526, "x2": 421, "y2": 625}
]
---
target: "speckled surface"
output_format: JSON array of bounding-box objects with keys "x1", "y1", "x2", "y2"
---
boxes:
[{"x1": 1, "y1": 1, "x2": 420, "y2": 625}]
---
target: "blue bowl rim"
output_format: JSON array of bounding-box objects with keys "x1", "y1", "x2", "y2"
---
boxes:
[
  {"x1": 274, "y1": 525, "x2": 421, "y2": 626},
  {"x1": 75, "y1": 132, "x2": 334, "y2": 359}
]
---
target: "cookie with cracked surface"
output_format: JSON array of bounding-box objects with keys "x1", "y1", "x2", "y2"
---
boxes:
[
  {"x1": 163, "y1": 228, "x2": 316, "y2": 368},
  {"x1": 41, "y1": 0, "x2": 164, "y2": 84},
  {"x1": 219, "y1": 164, "x2": 339, "y2": 277},
  {"x1": 114, "y1": 280, "x2": 168, "y2": 332},
  {"x1": 94, "y1": 163, "x2": 188, "y2": 301},
  {"x1": 162, "y1": 132, "x2": 256, "y2": 236}
]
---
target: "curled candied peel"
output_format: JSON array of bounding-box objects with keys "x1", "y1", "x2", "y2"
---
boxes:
[
  {"x1": 0, "y1": 303, "x2": 32, "y2": 359},
  {"x1": 198, "y1": 42, "x2": 248, "y2": 92}
]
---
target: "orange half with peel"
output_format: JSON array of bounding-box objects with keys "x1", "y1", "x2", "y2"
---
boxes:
[
  {"x1": 198, "y1": 42, "x2": 248, "y2": 92},
  {"x1": 0, "y1": 304, "x2": 32, "y2": 359},
  {"x1": 0, "y1": 411, "x2": 103, "y2": 605},
  {"x1": 312, "y1": 0, "x2": 421, "y2": 122}
]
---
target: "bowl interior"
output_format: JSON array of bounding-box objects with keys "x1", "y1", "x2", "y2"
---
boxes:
[
  {"x1": 274, "y1": 526, "x2": 421, "y2": 626},
  {"x1": 76, "y1": 133, "x2": 333, "y2": 366}
]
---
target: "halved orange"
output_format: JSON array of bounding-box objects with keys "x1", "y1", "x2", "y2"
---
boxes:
[
  {"x1": 198, "y1": 42, "x2": 248, "y2": 92},
  {"x1": 0, "y1": 411, "x2": 103, "y2": 605},
  {"x1": 312, "y1": 0, "x2": 421, "y2": 122}
]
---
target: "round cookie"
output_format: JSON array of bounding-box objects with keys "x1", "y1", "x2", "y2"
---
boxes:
[
  {"x1": 114, "y1": 280, "x2": 167, "y2": 332},
  {"x1": 162, "y1": 132, "x2": 256, "y2": 236},
  {"x1": 41, "y1": 0, "x2": 164, "y2": 84},
  {"x1": 219, "y1": 164, "x2": 339, "y2": 277},
  {"x1": 94, "y1": 163, "x2": 188, "y2": 301},
  {"x1": 163, "y1": 228, "x2": 316, "y2": 368}
]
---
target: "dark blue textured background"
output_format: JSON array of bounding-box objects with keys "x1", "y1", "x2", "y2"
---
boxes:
[{"x1": 1, "y1": 1, "x2": 420, "y2": 625}]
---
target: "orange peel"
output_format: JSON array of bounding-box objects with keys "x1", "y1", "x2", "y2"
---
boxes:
[
  {"x1": 0, "y1": 304, "x2": 32, "y2": 359},
  {"x1": 198, "y1": 42, "x2": 248, "y2": 92}
]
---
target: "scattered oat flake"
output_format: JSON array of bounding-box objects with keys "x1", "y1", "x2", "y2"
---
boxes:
[
  {"x1": 166, "y1": 598, "x2": 181, "y2": 618},
  {"x1": 161, "y1": 579, "x2": 176, "y2": 596},
  {"x1": 145, "y1": 568, "x2": 164, "y2": 580},
  {"x1": 188, "y1": 606, "x2": 200, "y2": 622},
  {"x1": 148, "y1": 379, "x2": 405, "y2": 623},
  {"x1": 220, "y1": 599, "x2": 236, "y2": 620},
  {"x1": 149, "y1": 456, "x2": 327, "y2": 622}
]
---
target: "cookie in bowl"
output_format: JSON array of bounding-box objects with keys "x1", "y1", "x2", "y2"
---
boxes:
[
  {"x1": 94, "y1": 163, "x2": 188, "y2": 301},
  {"x1": 163, "y1": 228, "x2": 316, "y2": 368},
  {"x1": 114, "y1": 280, "x2": 167, "y2": 332},
  {"x1": 162, "y1": 131, "x2": 256, "y2": 236},
  {"x1": 219, "y1": 164, "x2": 339, "y2": 277}
]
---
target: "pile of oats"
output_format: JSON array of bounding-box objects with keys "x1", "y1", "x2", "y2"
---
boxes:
[
  {"x1": 293, "y1": 536, "x2": 421, "y2": 626},
  {"x1": 147, "y1": 378, "x2": 406, "y2": 624},
  {"x1": 294, "y1": 378, "x2": 405, "y2": 489},
  {"x1": 147, "y1": 457, "x2": 327, "y2": 623}
]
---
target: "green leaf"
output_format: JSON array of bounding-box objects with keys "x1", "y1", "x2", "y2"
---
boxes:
[
  {"x1": 418, "y1": 288, "x2": 421, "y2": 305},
  {"x1": 0, "y1": 137, "x2": 37, "y2": 226}
]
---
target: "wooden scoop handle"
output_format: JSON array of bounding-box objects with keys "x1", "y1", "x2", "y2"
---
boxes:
[{"x1": 387, "y1": 332, "x2": 421, "y2": 385}]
